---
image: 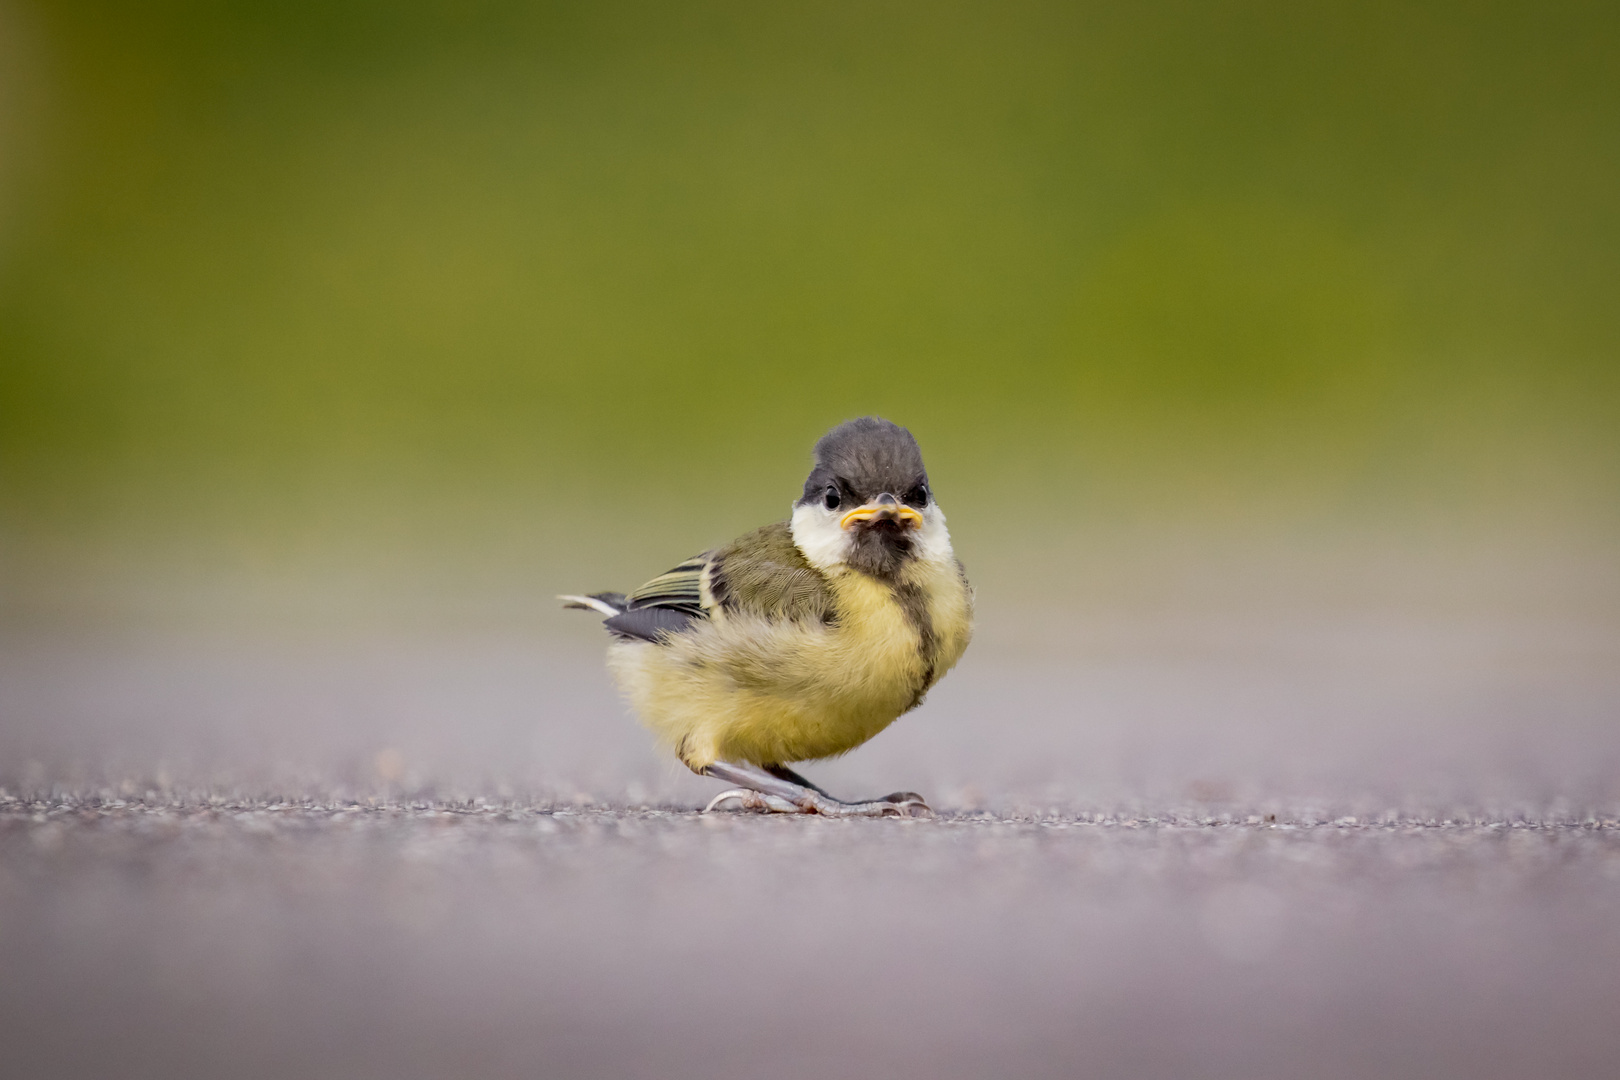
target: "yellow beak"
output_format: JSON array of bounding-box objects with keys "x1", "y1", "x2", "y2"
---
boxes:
[{"x1": 840, "y1": 502, "x2": 924, "y2": 530}]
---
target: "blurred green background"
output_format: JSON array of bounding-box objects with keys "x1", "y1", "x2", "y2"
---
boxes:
[{"x1": 1, "y1": 0, "x2": 1617, "y2": 619}]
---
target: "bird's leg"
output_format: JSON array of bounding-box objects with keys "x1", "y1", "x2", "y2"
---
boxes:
[
  {"x1": 762, "y1": 763, "x2": 835, "y2": 798},
  {"x1": 701, "y1": 760, "x2": 931, "y2": 818}
]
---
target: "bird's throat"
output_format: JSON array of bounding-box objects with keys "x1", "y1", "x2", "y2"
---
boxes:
[{"x1": 844, "y1": 522, "x2": 914, "y2": 579}]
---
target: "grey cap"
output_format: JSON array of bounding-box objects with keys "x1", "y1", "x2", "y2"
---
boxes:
[{"x1": 798, "y1": 417, "x2": 928, "y2": 505}]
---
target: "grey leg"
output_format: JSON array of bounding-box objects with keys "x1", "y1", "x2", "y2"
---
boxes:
[
  {"x1": 762, "y1": 764, "x2": 834, "y2": 798},
  {"x1": 701, "y1": 760, "x2": 931, "y2": 818}
]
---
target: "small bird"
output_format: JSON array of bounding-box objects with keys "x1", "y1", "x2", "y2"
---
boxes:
[{"x1": 561, "y1": 416, "x2": 973, "y2": 816}]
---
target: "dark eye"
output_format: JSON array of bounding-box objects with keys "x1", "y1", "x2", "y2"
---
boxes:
[
  {"x1": 903, "y1": 484, "x2": 929, "y2": 508},
  {"x1": 823, "y1": 486, "x2": 841, "y2": 510}
]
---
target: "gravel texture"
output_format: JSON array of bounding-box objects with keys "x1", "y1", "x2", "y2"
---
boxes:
[
  {"x1": 3, "y1": 610, "x2": 1619, "y2": 1079},
  {"x1": 3, "y1": 794, "x2": 1618, "y2": 1080}
]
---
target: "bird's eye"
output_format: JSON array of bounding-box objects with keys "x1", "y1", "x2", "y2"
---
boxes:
[
  {"x1": 903, "y1": 484, "x2": 929, "y2": 508},
  {"x1": 823, "y1": 486, "x2": 841, "y2": 510}
]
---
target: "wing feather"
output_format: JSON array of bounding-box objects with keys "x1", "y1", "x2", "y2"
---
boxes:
[
  {"x1": 624, "y1": 557, "x2": 707, "y2": 618},
  {"x1": 709, "y1": 523, "x2": 835, "y2": 623},
  {"x1": 600, "y1": 523, "x2": 834, "y2": 644}
]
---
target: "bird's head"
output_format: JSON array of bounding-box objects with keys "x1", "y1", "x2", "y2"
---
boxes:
[{"x1": 789, "y1": 417, "x2": 954, "y2": 578}]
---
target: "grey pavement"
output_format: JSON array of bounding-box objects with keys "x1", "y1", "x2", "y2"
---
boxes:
[{"x1": 2, "y1": 602, "x2": 1618, "y2": 1078}]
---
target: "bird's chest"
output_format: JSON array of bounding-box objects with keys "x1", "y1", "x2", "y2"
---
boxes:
[{"x1": 822, "y1": 572, "x2": 932, "y2": 702}]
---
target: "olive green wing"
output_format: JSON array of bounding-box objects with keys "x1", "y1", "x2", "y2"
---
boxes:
[
  {"x1": 604, "y1": 555, "x2": 710, "y2": 641},
  {"x1": 708, "y1": 522, "x2": 836, "y2": 624},
  {"x1": 602, "y1": 522, "x2": 833, "y2": 640},
  {"x1": 624, "y1": 555, "x2": 708, "y2": 617}
]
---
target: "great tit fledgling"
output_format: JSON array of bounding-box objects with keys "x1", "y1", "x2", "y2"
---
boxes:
[{"x1": 561, "y1": 416, "x2": 973, "y2": 816}]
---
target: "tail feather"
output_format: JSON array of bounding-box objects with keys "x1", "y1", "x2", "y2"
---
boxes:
[{"x1": 558, "y1": 592, "x2": 627, "y2": 617}]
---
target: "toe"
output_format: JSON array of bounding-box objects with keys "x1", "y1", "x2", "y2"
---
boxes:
[
  {"x1": 879, "y1": 793, "x2": 933, "y2": 818},
  {"x1": 706, "y1": 788, "x2": 819, "y2": 814},
  {"x1": 703, "y1": 788, "x2": 754, "y2": 813}
]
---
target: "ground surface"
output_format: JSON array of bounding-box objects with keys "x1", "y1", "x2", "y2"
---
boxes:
[
  {"x1": 3, "y1": 604, "x2": 1619, "y2": 1078},
  {"x1": 3, "y1": 797, "x2": 1618, "y2": 1080}
]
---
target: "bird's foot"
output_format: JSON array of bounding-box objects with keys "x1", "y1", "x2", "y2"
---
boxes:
[
  {"x1": 702, "y1": 785, "x2": 932, "y2": 818},
  {"x1": 828, "y1": 792, "x2": 933, "y2": 818},
  {"x1": 703, "y1": 788, "x2": 799, "y2": 814},
  {"x1": 699, "y1": 759, "x2": 932, "y2": 818}
]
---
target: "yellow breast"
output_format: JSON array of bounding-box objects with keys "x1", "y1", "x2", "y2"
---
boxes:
[{"x1": 606, "y1": 556, "x2": 972, "y2": 768}]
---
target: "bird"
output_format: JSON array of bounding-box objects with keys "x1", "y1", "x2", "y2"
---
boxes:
[{"x1": 560, "y1": 416, "x2": 973, "y2": 816}]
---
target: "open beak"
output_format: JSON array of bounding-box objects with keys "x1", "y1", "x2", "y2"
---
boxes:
[{"x1": 840, "y1": 494, "x2": 924, "y2": 530}]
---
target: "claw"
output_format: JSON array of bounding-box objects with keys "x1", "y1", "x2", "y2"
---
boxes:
[
  {"x1": 704, "y1": 789, "x2": 754, "y2": 813},
  {"x1": 705, "y1": 789, "x2": 802, "y2": 814},
  {"x1": 875, "y1": 793, "x2": 933, "y2": 818}
]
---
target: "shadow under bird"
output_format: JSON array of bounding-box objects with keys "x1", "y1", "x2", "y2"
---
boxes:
[{"x1": 561, "y1": 417, "x2": 974, "y2": 815}]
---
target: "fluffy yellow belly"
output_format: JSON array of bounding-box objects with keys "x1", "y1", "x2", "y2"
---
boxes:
[{"x1": 606, "y1": 569, "x2": 961, "y2": 768}]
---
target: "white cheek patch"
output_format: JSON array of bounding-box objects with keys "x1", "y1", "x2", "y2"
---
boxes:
[
  {"x1": 790, "y1": 502, "x2": 849, "y2": 571},
  {"x1": 791, "y1": 500, "x2": 956, "y2": 570},
  {"x1": 913, "y1": 503, "x2": 955, "y2": 565}
]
